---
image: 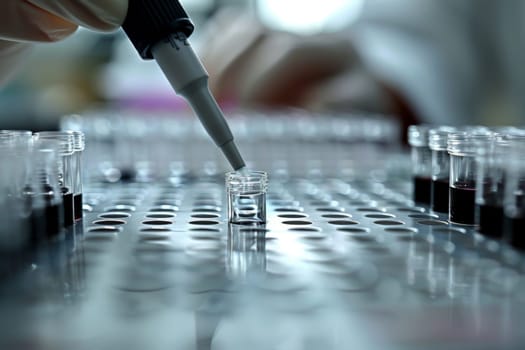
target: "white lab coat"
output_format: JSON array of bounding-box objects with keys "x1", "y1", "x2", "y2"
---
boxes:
[{"x1": 352, "y1": 0, "x2": 525, "y2": 125}]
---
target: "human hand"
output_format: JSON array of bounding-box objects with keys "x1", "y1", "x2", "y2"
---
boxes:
[
  {"x1": 0, "y1": 0, "x2": 128, "y2": 84},
  {"x1": 201, "y1": 8, "x2": 395, "y2": 113}
]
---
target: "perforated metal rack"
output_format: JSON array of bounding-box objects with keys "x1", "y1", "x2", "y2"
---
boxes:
[{"x1": 1, "y1": 113, "x2": 524, "y2": 349}]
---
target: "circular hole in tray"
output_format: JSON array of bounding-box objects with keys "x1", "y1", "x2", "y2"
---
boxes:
[
  {"x1": 274, "y1": 207, "x2": 303, "y2": 213},
  {"x1": 337, "y1": 227, "x2": 370, "y2": 233},
  {"x1": 92, "y1": 219, "x2": 126, "y2": 226},
  {"x1": 140, "y1": 227, "x2": 172, "y2": 232},
  {"x1": 278, "y1": 213, "x2": 308, "y2": 219},
  {"x1": 146, "y1": 212, "x2": 176, "y2": 219},
  {"x1": 385, "y1": 227, "x2": 418, "y2": 234},
  {"x1": 191, "y1": 213, "x2": 220, "y2": 219},
  {"x1": 356, "y1": 207, "x2": 383, "y2": 212},
  {"x1": 322, "y1": 213, "x2": 352, "y2": 219},
  {"x1": 189, "y1": 220, "x2": 220, "y2": 225},
  {"x1": 365, "y1": 213, "x2": 395, "y2": 219},
  {"x1": 328, "y1": 220, "x2": 359, "y2": 226},
  {"x1": 374, "y1": 220, "x2": 405, "y2": 226},
  {"x1": 192, "y1": 206, "x2": 221, "y2": 213},
  {"x1": 87, "y1": 226, "x2": 121, "y2": 233},
  {"x1": 418, "y1": 220, "x2": 448, "y2": 226},
  {"x1": 316, "y1": 207, "x2": 345, "y2": 212},
  {"x1": 142, "y1": 219, "x2": 173, "y2": 225},
  {"x1": 397, "y1": 207, "x2": 425, "y2": 213},
  {"x1": 409, "y1": 214, "x2": 439, "y2": 219},
  {"x1": 288, "y1": 227, "x2": 321, "y2": 232},
  {"x1": 99, "y1": 212, "x2": 131, "y2": 219},
  {"x1": 104, "y1": 205, "x2": 136, "y2": 212},
  {"x1": 190, "y1": 227, "x2": 221, "y2": 232},
  {"x1": 150, "y1": 205, "x2": 178, "y2": 212},
  {"x1": 282, "y1": 220, "x2": 312, "y2": 226}
]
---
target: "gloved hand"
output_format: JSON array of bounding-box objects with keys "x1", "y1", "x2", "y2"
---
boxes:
[{"x1": 0, "y1": 0, "x2": 128, "y2": 84}]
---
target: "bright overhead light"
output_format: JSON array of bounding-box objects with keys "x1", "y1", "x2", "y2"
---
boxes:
[{"x1": 257, "y1": 0, "x2": 364, "y2": 34}]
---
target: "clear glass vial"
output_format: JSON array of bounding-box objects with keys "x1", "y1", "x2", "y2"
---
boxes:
[
  {"x1": 71, "y1": 131, "x2": 85, "y2": 221},
  {"x1": 447, "y1": 130, "x2": 493, "y2": 225},
  {"x1": 475, "y1": 135, "x2": 510, "y2": 238},
  {"x1": 226, "y1": 170, "x2": 268, "y2": 224},
  {"x1": 408, "y1": 125, "x2": 433, "y2": 204},
  {"x1": 27, "y1": 140, "x2": 65, "y2": 242},
  {"x1": 429, "y1": 126, "x2": 456, "y2": 213},
  {"x1": 34, "y1": 132, "x2": 75, "y2": 227},
  {"x1": 503, "y1": 137, "x2": 525, "y2": 251}
]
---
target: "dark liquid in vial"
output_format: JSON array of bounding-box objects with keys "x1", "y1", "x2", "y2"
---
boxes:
[
  {"x1": 30, "y1": 204, "x2": 62, "y2": 241},
  {"x1": 477, "y1": 204, "x2": 504, "y2": 238},
  {"x1": 74, "y1": 193, "x2": 83, "y2": 221},
  {"x1": 62, "y1": 190, "x2": 74, "y2": 226},
  {"x1": 30, "y1": 207, "x2": 46, "y2": 245},
  {"x1": 413, "y1": 176, "x2": 432, "y2": 204},
  {"x1": 449, "y1": 183, "x2": 476, "y2": 225},
  {"x1": 431, "y1": 178, "x2": 449, "y2": 213},
  {"x1": 508, "y1": 216, "x2": 525, "y2": 251},
  {"x1": 45, "y1": 204, "x2": 62, "y2": 239}
]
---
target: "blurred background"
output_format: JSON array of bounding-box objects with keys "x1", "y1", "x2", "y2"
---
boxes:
[
  {"x1": 1, "y1": 0, "x2": 524, "y2": 132},
  {"x1": 0, "y1": 0, "x2": 364, "y2": 131}
]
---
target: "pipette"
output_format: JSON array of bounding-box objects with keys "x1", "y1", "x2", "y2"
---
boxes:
[{"x1": 122, "y1": 0, "x2": 245, "y2": 171}]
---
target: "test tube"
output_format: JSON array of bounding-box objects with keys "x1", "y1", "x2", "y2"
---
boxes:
[
  {"x1": 34, "y1": 132, "x2": 75, "y2": 227},
  {"x1": 428, "y1": 126, "x2": 456, "y2": 213},
  {"x1": 474, "y1": 135, "x2": 509, "y2": 238},
  {"x1": 27, "y1": 140, "x2": 65, "y2": 241},
  {"x1": 447, "y1": 130, "x2": 493, "y2": 225},
  {"x1": 71, "y1": 131, "x2": 85, "y2": 221},
  {"x1": 503, "y1": 137, "x2": 525, "y2": 251},
  {"x1": 0, "y1": 140, "x2": 31, "y2": 277},
  {"x1": 226, "y1": 171, "x2": 268, "y2": 224},
  {"x1": 408, "y1": 125, "x2": 433, "y2": 204}
]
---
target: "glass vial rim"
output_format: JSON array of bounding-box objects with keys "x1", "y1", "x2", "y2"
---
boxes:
[
  {"x1": 34, "y1": 131, "x2": 75, "y2": 155},
  {"x1": 226, "y1": 170, "x2": 268, "y2": 194},
  {"x1": 447, "y1": 130, "x2": 494, "y2": 156},
  {"x1": 408, "y1": 124, "x2": 433, "y2": 147},
  {"x1": 428, "y1": 126, "x2": 457, "y2": 150}
]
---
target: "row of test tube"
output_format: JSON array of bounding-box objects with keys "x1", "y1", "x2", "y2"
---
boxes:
[
  {"x1": 0, "y1": 130, "x2": 85, "y2": 278},
  {"x1": 409, "y1": 125, "x2": 525, "y2": 250},
  {"x1": 60, "y1": 110, "x2": 400, "y2": 182}
]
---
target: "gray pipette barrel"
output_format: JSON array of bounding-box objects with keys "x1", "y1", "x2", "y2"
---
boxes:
[{"x1": 122, "y1": 0, "x2": 245, "y2": 171}]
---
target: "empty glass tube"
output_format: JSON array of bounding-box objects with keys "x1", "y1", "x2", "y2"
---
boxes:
[
  {"x1": 408, "y1": 125, "x2": 433, "y2": 204},
  {"x1": 226, "y1": 171, "x2": 268, "y2": 224}
]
